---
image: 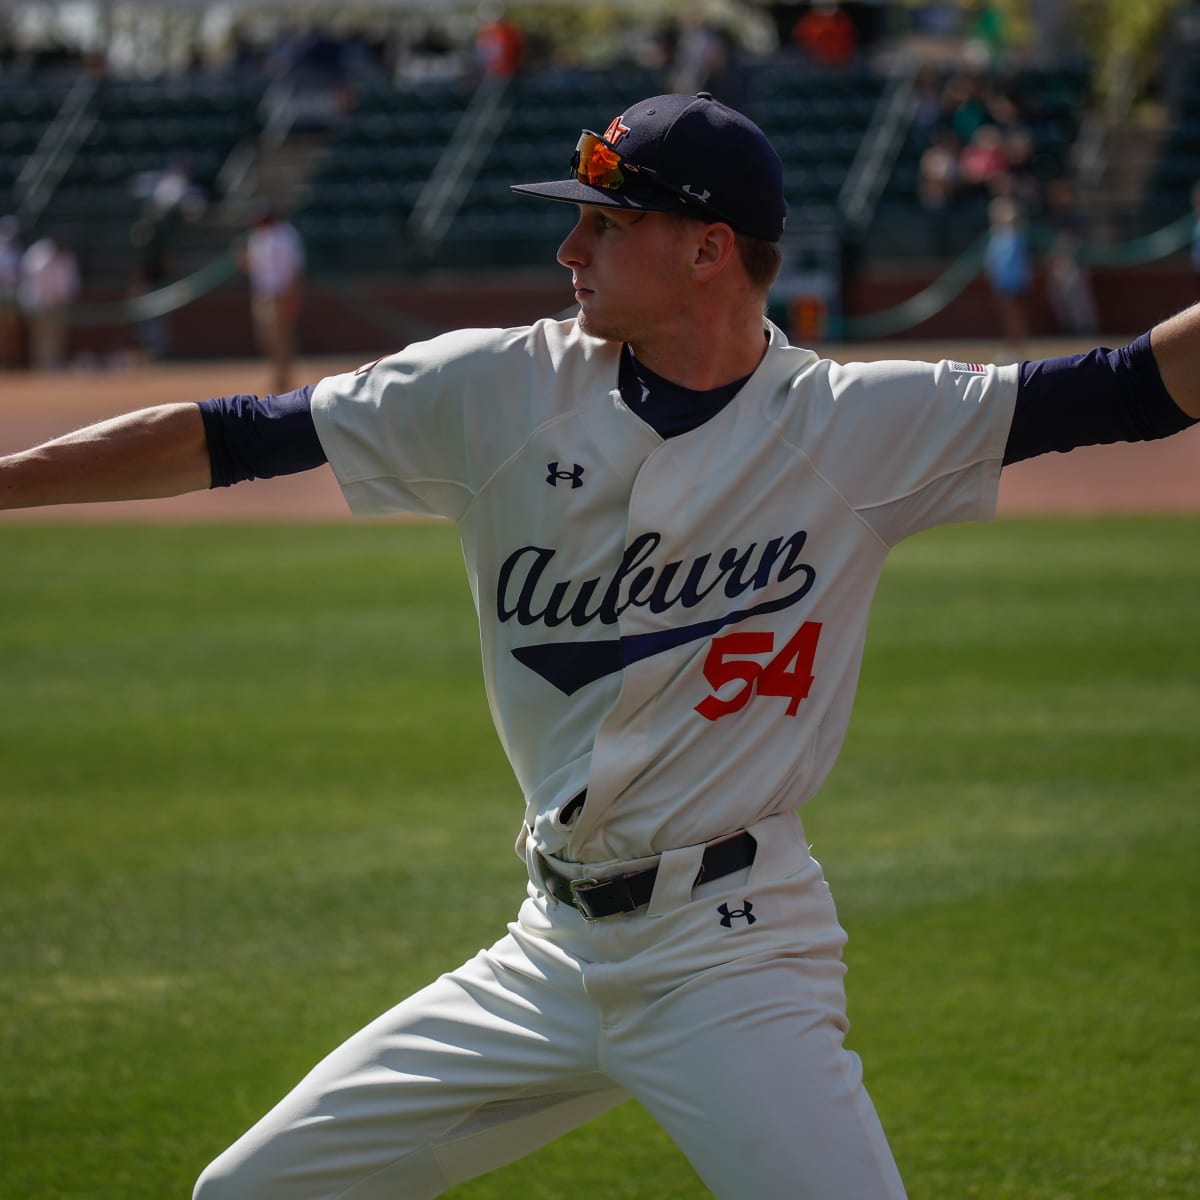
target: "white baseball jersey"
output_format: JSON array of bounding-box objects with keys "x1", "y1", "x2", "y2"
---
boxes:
[{"x1": 310, "y1": 318, "x2": 1018, "y2": 870}]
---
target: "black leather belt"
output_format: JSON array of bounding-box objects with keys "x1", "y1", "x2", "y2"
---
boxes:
[{"x1": 541, "y1": 831, "x2": 757, "y2": 922}]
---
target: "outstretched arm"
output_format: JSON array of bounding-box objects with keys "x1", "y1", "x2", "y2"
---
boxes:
[
  {"x1": 0, "y1": 402, "x2": 211, "y2": 510},
  {"x1": 1150, "y1": 302, "x2": 1200, "y2": 419},
  {"x1": 1004, "y1": 305, "x2": 1200, "y2": 466},
  {"x1": 0, "y1": 385, "x2": 327, "y2": 511}
]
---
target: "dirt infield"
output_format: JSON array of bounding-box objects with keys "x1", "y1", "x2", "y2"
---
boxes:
[{"x1": 1, "y1": 342, "x2": 1196, "y2": 522}]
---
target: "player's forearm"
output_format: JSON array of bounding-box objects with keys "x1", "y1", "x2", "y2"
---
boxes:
[
  {"x1": 1150, "y1": 302, "x2": 1200, "y2": 420},
  {"x1": 0, "y1": 402, "x2": 211, "y2": 509}
]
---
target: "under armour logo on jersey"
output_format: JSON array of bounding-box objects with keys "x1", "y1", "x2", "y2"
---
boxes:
[
  {"x1": 718, "y1": 901, "x2": 756, "y2": 928},
  {"x1": 546, "y1": 462, "x2": 585, "y2": 489}
]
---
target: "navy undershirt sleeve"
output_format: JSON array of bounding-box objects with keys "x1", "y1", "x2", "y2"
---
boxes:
[
  {"x1": 198, "y1": 384, "x2": 327, "y2": 488},
  {"x1": 1005, "y1": 332, "x2": 1197, "y2": 465}
]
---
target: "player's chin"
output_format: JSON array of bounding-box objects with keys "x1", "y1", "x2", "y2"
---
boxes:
[{"x1": 575, "y1": 307, "x2": 626, "y2": 345}]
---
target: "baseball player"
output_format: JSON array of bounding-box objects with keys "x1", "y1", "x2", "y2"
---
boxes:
[{"x1": 2, "y1": 93, "x2": 1198, "y2": 1199}]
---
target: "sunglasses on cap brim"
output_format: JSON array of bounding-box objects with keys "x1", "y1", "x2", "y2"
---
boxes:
[{"x1": 571, "y1": 130, "x2": 735, "y2": 226}]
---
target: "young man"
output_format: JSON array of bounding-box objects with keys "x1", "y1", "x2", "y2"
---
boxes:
[{"x1": 1, "y1": 93, "x2": 1197, "y2": 1199}]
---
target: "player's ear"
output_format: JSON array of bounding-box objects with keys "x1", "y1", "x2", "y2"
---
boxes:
[{"x1": 691, "y1": 222, "x2": 737, "y2": 283}]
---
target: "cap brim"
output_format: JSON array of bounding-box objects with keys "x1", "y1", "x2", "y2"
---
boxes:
[{"x1": 510, "y1": 178, "x2": 675, "y2": 212}]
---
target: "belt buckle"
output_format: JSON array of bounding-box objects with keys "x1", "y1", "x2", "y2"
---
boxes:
[{"x1": 568, "y1": 877, "x2": 601, "y2": 922}]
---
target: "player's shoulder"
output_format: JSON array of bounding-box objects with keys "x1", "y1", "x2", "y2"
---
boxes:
[
  {"x1": 750, "y1": 322, "x2": 828, "y2": 402},
  {"x1": 791, "y1": 349, "x2": 1015, "y2": 397},
  {"x1": 313, "y1": 317, "x2": 615, "y2": 411},
  {"x1": 369, "y1": 316, "x2": 603, "y2": 373},
  {"x1": 755, "y1": 332, "x2": 1019, "y2": 439}
]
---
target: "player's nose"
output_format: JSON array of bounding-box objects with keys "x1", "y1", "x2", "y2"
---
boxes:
[{"x1": 556, "y1": 215, "x2": 588, "y2": 269}]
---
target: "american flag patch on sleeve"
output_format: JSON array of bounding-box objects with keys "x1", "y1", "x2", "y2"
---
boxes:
[{"x1": 949, "y1": 361, "x2": 987, "y2": 373}]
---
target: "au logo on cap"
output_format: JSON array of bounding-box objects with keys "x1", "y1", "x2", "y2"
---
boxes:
[{"x1": 603, "y1": 116, "x2": 630, "y2": 146}]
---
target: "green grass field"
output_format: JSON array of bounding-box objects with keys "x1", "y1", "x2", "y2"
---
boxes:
[{"x1": 1, "y1": 518, "x2": 1197, "y2": 1199}]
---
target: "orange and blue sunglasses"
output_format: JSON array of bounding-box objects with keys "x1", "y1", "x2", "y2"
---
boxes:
[{"x1": 571, "y1": 130, "x2": 734, "y2": 225}]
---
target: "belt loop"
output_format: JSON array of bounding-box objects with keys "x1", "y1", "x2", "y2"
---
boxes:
[
  {"x1": 523, "y1": 831, "x2": 554, "y2": 898},
  {"x1": 645, "y1": 842, "x2": 705, "y2": 917},
  {"x1": 745, "y1": 810, "x2": 808, "y2": 886}
]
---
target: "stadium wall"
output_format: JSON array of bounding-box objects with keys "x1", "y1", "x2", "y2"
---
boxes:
[
  {"x1": 841, "y1": 260, "x2": 1200, "y2": 340},
  {"x1": 59, "y1": 258, "x2": 1199, "y2": 365}
]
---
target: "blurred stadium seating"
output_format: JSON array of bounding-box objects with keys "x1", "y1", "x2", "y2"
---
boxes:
[
  {"x1": 1146, "y1": 55, "x2": 1200, "y2": 230},
  {"x1": 293, "y1": 59, "x2": 891, "y2": 272},
  {"x1": 0, "y1": 78, "x2": 70, "y2": 212},
  {"x1": 3, "y1": 73, "x2": 265, "y2": 281},
  {"x1": 4, "y1": 17, "x2": 1200, "y2": 351}
]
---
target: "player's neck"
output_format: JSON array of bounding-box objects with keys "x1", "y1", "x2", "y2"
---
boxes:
[{"x1": 627, "y1": 308, "x2": 768, "y2": 391}]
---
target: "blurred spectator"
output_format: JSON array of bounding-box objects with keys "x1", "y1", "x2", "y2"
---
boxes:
[
  {"x1": 911, "y1": 65, "x2": 947, "y2": 145},
  {"x1": 791, "y1": 2, "x2": 857, "y2": 68},
  {"x1": 18, "y1": 234, "x2": 79, "y2": 371},
  {"x1": 239, "y1": 206, "x2": 305, "y2": 393},
  {"x1": 296, "y1": 25, "x2": 347, "y2": 84},
  {"x1": 999, "y1": 124, "x2": 1041, "y2": 213},
  {"x1": 399, "y1": 19, "x2": 465, "y2": 84},
  {"x1": 145, "y1": 156, "x2": 206, "y2": 222},
  {"x1": 963, "y1": 0, "x2": 1009, "y2": 68},
  {"x1": 474, "y1": 5, "x2": 525, "y2": 79},
  {"x1": 959, "y1": 123, "x2": 1009, "y2": 195},
  {"x1": 943, "y1": 72, "x2": 992, "y2": 146},
  {"x1": 918, "y1": 127, "x2": 961, "y2": 253},
  {"x1": 124, "y1": 158, "x2": 205, "y2": 364},
  {"x1": 668, "y1": 15, "x2": 731, "y2": 95},
  {"x1": 985, "y1": 91, "x2": 1026, "y2": 137},
  {"x1": 983, "y1": 196, "x2": 1032, "y2": 358},
  {"x1": 1043, "y1": 177, "x2": 1098, "y2": 335},
  {"x1": 267, "y1": 22, "x2": 347, "y2": 89},
  {"x1": 647, "y1": 17, "x2": 681, "y2": 76},
  {"x1": 128, "y1": 213, "x2": 171, "y2": 363},
  {"x1": 0, "y1": 216, "x2": 22, "y2": 369}
]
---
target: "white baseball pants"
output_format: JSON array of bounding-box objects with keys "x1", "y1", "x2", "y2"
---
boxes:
[{"x1": 193, "y1": 812, "x2": 906, "y2": 1199}]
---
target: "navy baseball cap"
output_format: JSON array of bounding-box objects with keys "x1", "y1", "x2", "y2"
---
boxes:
[{"x1": 511, "y1": 92, "x2": 787, "y2": 243}]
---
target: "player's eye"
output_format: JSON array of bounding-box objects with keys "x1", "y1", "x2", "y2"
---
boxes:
[{"x1": 578, "y1": 208, "x2": 617, "y2": 233}]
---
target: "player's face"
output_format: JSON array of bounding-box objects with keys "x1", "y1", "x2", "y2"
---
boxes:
[{"x1": 557, "y1": 206, "x2": 694, "y2": 344}]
